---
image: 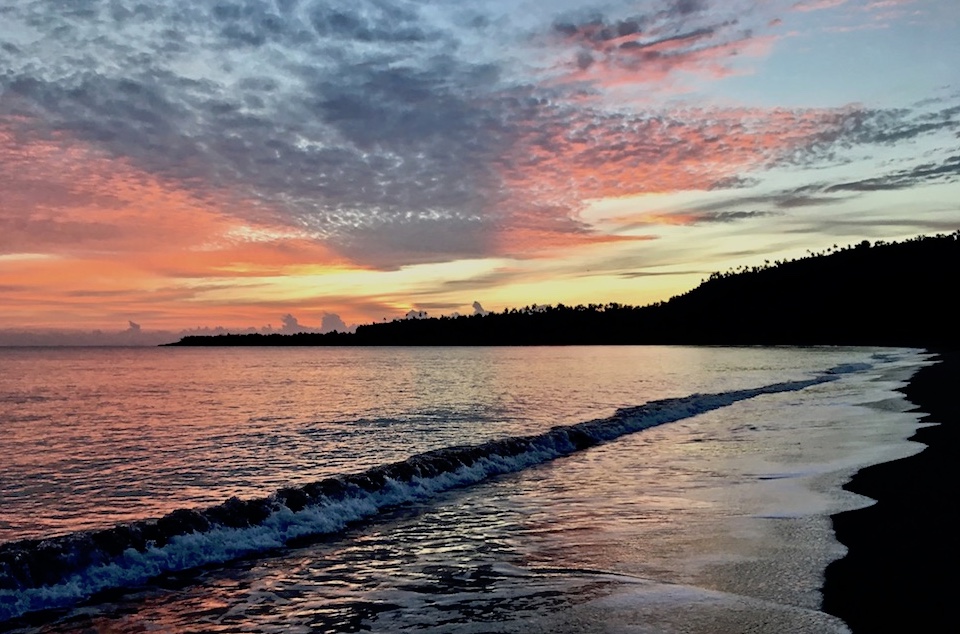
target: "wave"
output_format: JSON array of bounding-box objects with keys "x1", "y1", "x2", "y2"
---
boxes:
[{"x1": 0, "y1": 365, "x2": 864, "y2": 623}]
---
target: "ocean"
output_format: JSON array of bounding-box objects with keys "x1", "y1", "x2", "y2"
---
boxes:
[{"x1": 0, "y1": 345, "x2": 930, "y2": 632}]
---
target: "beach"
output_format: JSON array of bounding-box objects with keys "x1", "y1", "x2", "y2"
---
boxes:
[{"x1": 823, "y1": 350, "x2": 958, "y2": 632}]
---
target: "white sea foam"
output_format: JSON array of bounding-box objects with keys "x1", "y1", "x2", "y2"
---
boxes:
[{"x1": 0, "y1": 363, "x2": 869, "y2": 623}]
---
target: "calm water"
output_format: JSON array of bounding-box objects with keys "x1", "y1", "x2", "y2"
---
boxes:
[{"x1": 0, "y1": 346, "x2": 930, "y2": 632}]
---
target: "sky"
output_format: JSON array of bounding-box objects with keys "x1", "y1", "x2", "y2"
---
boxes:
[{"x1": 1, "y1": 0, "x2": 958, "y2": 344}]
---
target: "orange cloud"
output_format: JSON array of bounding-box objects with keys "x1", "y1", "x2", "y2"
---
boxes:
[{"x1": 0, "y1": 116, "x2": 349, "y2": 329}]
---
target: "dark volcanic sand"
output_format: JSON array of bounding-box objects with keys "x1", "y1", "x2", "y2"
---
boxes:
[{"x1": 822, "y1": 350, "x2": 959, "y2": 632}]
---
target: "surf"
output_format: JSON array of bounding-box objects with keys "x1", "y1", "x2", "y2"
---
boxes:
[{"x1": 0, "y1": 365, "x2": 865, "y2": 623}]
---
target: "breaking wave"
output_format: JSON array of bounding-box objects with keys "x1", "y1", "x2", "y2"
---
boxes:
[{"x1": 0, "y1": 365, "x2": 865, "y2": 622}]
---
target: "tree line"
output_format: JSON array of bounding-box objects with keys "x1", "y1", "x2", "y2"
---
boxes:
[{"x1": 168, "y1": 231, "x2": 959, "y2": 348}]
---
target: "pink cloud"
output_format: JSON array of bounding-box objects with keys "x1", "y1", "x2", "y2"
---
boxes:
[
  {"x1": 550, "y1": 21, "x2": 777, "y2": 92},
  {"x1": 864, "y1": 0, "x2": 918, "y2": 8},
  {"x1": 489, "y1": 103, "x2": 865, "y2": 249},
  {"x1": 792, "y1": 0, "x2": 849, "y2": 12}
]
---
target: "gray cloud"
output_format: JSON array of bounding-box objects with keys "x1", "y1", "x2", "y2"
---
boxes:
[
  {"x1": 781, "y1": 104, "x2": 960, "y2": 169},
  {"x1": 618, "y1": 26, "x2": 717, "y2": 51},
  {"x1": 1, "y1": 0, "x2": 509, "y2": 260},
  {"x1": 617, "y1": 269, "x2": 708, "y2": 279},
  {"x1": 671, "y1": 0, "x2": 709, "y2": 16},
  {"x1": 676, "y1": 186, "x2": 852, "y2": 217},
  {"x1": 697, "y1": 210, "x2": 779, "y2": 222},
  {"x1": 278, "y1": 313, "x2": 307, "y2": 334},
  {"x1": 275, "y1": 311, "x2": 353, "y2": 333},
  {"x1": 553, "y1": 0, "x2": 710, "y2": 40},
  {"x1": 699, "y1": 150, "x2": 960, "y2": 218},
  {"x1": 827, "y1": 154, "x2": 960, "y2": 192},
  {"x1": 65, "y1": 289, "x2": 138, "y2": 298},
  {"x1": 781, "y1": 216, "x2": 960, "y2": 238},
  {"x1": 320, "y1": 312, "x2": 348, "y2": 333},
  {"x1": 616, "y1": 210, "x2": 779, "y2": 232}
]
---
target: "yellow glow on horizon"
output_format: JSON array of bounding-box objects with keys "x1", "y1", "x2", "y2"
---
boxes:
[
  {"x1": 0, "y1": 253, "x2": 61, "y2": 263},
  {"x1": 192, "y1": 257, "x2": 516, "y2": 305},
  {"x1": 473, "y1": 268, "x2": 704, "y2": 312},
  {"x1": 167, "y1": 246, "x2": 707, "y2": 327}
]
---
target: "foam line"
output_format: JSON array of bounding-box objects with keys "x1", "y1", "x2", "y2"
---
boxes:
[{"x1": 0, "y1": 365, "x2": 861, "y2": 622}]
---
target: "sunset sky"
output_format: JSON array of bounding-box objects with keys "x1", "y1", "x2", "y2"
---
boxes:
[{"x1": 1, "y1": 0, "x2": 958, "y2": 343}]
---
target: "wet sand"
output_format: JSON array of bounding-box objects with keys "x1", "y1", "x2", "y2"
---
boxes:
[{"x1": 822, "y1": 350, "x2": 958, "y2": 632}]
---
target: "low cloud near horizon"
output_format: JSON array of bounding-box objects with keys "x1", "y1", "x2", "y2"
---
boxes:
[{"x1": 0, "y1": 312, "x2": 355, "y2": 346}]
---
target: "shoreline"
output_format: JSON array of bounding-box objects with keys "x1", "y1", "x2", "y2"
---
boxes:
[{"x1": 822, "y1": 350, "x2": 958, "y2": 631}]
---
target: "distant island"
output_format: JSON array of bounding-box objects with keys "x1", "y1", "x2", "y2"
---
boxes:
[{"x1": 167, "y1": 231, "x2": 959, "y2": 348}]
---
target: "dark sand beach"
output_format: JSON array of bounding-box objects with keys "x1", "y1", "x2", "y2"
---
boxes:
[{"x1": 823, "y1": 350, "x2": 958, "y2": 632}]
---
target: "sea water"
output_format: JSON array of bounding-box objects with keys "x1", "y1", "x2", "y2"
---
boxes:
[{"x1": 0, "y1": 346, "x2": 931, "y2": 632}]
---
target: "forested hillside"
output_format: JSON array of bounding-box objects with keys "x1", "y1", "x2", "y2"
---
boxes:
[{"x1": 169, "y1": 231, "x2": 959, "y2": 347}]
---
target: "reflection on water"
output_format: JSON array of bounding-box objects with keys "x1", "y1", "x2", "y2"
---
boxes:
[
  {"x1": 0, "y1": 345, "x2": 848, "y2": 541},
  {"x1": 0, "y1": 346, "x2": 928, "y2": 632}
]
